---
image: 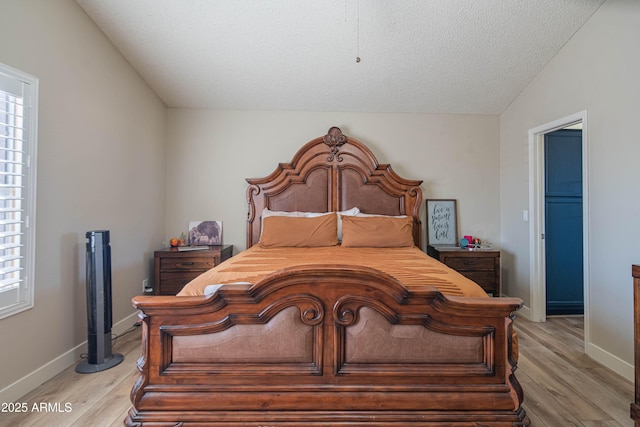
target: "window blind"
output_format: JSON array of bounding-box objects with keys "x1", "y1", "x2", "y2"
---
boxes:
[{"x1": 0, "y1": 64, "x2": 37, "y2": 319}]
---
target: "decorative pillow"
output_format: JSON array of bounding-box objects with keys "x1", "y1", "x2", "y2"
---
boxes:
[
  {"x1": 261, "y1": 207, "x2": 359, "y2": 241},
  {"x1": 336, "y1": 207, "x2": 359, "y2": 241},
  {"x1": 260, "y1": 208, "x2": 314, "y2": 241},
  {"x1": 259, "y1": 213, "x2": 339, "y2": 247},
  {"x1": 304, "y1": 207, "x2": 360, "y2": 241},
  {"x1": 341, "y1": 215, "x2": 414, "y2": 247}
]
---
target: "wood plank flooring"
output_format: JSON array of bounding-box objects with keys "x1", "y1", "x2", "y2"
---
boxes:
[
  {"x1": 2, "y1": 316, "x2": 634, "y2": 426},
  {"x1": 1, "y1": 326, "x2": 141, "y2": 427},
  {"x1": 516, "y1": 316, "x2": 633, "y2": 426}
]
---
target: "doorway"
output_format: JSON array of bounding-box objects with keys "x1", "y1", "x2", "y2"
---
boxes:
[
  {"x1": 528, "y1": 111, "x2": 589, "y2": 351},
  {"x1": 544, "y1": 128, "x2": 583, "y2": 315}
]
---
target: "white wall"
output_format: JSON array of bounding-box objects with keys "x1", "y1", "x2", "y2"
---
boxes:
[
  {"x1": 165, "y1": 110, "x2": 500, "y2": 253},
  {"x1": 0, "y1": 0, "x2": 166, "y2": 401},
  {"x1": 500, "y1": 0, "x2": 640, "y2": 377}
]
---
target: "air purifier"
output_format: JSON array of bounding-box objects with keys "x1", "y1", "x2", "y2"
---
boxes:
[{"x1": 76, "y1": 230, "x2": 124, "y2": 373}]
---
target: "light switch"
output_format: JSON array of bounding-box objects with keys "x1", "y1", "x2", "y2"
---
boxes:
[{"x1": 522, "y1": 210, "x2": 529, "y2": 222}]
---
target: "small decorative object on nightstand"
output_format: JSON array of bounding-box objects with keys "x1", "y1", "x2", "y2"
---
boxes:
[
  {"x1": 153, "y1": 245, "x2": 232, "y2": 295},
  {"x1": 427, "y1": 245, "x2": 501, "y2": 297}
]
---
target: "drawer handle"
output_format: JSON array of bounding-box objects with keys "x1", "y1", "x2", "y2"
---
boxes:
[
  {"x1": 463, "y1": 261, "x2": 476, "y2": 265},
  {"x1": 178, "y1": 262, "x2": 195, "y2": 266}
]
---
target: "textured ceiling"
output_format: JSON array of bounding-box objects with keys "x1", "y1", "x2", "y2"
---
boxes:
[{"x1": 76, "y1": 0, "x2": 604, "y2": 114}]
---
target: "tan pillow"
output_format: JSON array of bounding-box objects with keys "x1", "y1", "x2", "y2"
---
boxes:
[
  {"x1": 260, "y1": 214, "x2": 339, "y2": 247},
  {"x1": 341, "y1": 215, "x2": 414, "y2": 247}
]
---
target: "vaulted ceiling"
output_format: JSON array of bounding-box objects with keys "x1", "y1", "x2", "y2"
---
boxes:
[{"x1": 76, "y1": 0, "x2": 605, "y2": 114}]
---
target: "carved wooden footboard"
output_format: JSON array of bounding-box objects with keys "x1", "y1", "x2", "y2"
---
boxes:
[
  {"x1": 632, "y1": 265, "x2": 640, "y2": 426},
  {"x1": 126, "y1": 265, "x2": 529, "y2": 426}
]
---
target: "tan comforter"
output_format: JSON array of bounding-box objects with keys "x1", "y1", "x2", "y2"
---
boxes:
[{"x1": 178, "y1": 245, "x2": 488, "y2": 298}]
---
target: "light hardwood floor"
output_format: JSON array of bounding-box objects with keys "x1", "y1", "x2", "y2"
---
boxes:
[
  {"x1": 516, "y1": 316, "x2": 633, "y2": 426},
  {"x1": 2, "y1": 316, "x2": 634, "y2": 426}
]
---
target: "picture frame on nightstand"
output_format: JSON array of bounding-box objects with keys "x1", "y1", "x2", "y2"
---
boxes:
[
  {"x1": 188, "y1": 220, "x2": 222, "y2": 245},
  {"x1": 425, "y1": 199, "x2": 458, "y2": 246}
]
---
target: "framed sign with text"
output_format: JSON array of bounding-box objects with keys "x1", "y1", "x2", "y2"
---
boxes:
[{"x1": 425, "y1": 199, "x2": 458, "y2": 246}]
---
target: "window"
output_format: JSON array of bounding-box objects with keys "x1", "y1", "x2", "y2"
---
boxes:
[{"x1": 0, "y1": 63, "x2": 38, "y2": 320}]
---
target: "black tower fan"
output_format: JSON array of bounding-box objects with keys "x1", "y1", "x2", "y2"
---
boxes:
[{"x1": 76, "y1": 230, "x2": 124, "y2": 373}]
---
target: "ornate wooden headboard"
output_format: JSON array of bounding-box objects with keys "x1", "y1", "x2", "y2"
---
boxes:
[{"x1": 246, "y1": 127, "x2": 423, "y2": 249}]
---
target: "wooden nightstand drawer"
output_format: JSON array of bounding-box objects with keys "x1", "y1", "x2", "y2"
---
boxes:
[
  {"x1": 427, "y1": 245, "x2": 500, "y2": 296},
  {"x1": 160, "y1": 257, "x2": 216, "y2": 270},
  {"x1": 153, "y1": 245, "x2": 233, "y2": 295},
  {"x1": 457, "y1": 271, "x2": 496, "y2": 289},
  {"x1": 442, "y1": 256, "x2": 494, "y2": 271},
  {"x1": 157, "y1": 271, "x2": 205, "y2": 295}
]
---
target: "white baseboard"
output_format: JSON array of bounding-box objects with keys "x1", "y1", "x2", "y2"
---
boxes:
[
  {"x1": 0, "y1": 311, "x2": 139, "y2": 404},
  {"x1": 514, "y1": 304, "x2": 633, "y2": 382},
  {"x1": 515, "y1": 303, "x2": 532, "y2": 321},
  {"x1": 587, "y1": 341, "x2": 634, "y2": 382}
]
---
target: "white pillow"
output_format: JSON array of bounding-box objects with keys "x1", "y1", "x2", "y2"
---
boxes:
[
  {"x1": 262, "y1": 208, "x2": 308, "y2": 219},
  {"x1": 356, "y1": 212, "x2": 407, "y2": 218},
  {"x1": 336, "y1": 207, "x2": 360, "y2": 217}
]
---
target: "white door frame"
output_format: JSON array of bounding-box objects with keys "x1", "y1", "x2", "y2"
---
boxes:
[{"x1": 528, "y1": 111, "x2": 590, "y2": 350}]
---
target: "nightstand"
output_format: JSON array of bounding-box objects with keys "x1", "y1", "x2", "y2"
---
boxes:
[
  {"x1": 153, "y1": 245, "x2": 233, "y2": 295},
  {"x1": 427, "y1": 245, "x2": 501, "y2": 296}
]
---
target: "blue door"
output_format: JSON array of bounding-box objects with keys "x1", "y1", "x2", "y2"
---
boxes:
[{"x1": 544, "y1": 129, "x2": 583, "y2": 315}]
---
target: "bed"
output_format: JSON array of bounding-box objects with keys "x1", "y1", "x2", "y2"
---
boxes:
[
  {"x1": 125, "y1": 127, "x2": 529, "y2": 426},
  {"x1": 632, "y1": 264, "x2": 640, "y2": 425}
]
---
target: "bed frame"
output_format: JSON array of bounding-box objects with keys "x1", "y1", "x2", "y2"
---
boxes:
[
  {"x1": 126, "y1": 127, "x2": 529, "y2": 426},
  {"x1": 632, "y1": 265, "x2": 640, "y2": 425}
]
